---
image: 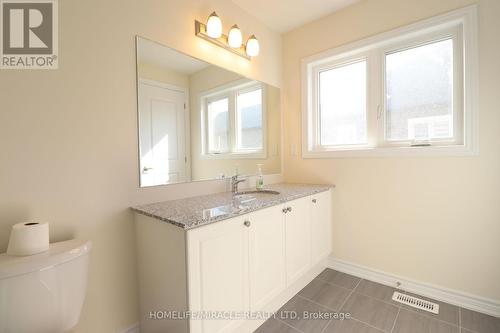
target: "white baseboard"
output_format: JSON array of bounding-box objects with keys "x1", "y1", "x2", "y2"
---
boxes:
[
  {"x1": 327, "y1": 257, "x2": 500, "y2": 318},
  {"x1": 120, "y1": 323, "x2": 140, "y2": 333}
]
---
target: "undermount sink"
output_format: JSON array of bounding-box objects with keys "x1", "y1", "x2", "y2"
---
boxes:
[
  {"x1": 202, "y1": 190, "x2": 280, "y2": 220},
  {"x1": 234, "y1": 190, "x2": 281, "y2": 196},
  {"x1": 202, "y1": 204, "x2": 241, "y2": 219}
]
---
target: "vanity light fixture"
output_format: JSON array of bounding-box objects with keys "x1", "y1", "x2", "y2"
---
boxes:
[
  {"x1": 206, "y1": 12, "x2": 222, "y2": 38},
  {"x1": 246, "y1": 35, "x2": 260, "y2": 57},
  {"x1": 228, "y1": 25, "x2": 243, "y2": 48},
  {"x1": 195, "y1": 12, "x2": 259, "y2": 60}
]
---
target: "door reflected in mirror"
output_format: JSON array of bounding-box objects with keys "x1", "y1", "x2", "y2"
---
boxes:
[{"x1": 136, "y1": 36, "x2": 281, "y2": 187}]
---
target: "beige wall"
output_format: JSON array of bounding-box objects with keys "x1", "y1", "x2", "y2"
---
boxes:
[
  {"x1": 0, "y1": 0, "x2": 281, "y2": 332},
  {"x1": 282, "y1": 0, "x2": 500, "y2": 302},
  {"x1": 189, "y1": 66, "x2": 281, "y2": 180},
  {"x1": 137, "y1": 61, "x2": 190, "y2": 88}
]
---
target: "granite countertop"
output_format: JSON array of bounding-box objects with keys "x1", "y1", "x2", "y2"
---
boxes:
[{"x1": 131, "y1": 183, "x2": 334, "y2": 230}]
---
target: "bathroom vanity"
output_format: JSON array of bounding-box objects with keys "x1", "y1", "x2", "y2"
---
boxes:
[{"x1": 132, "y1": 183, "x2": 333, "y2": 333}]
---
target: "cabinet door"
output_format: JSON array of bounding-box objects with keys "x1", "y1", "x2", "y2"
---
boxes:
[
  {"x1": 310, "y1": 190, "x2": 332, "y2": 264},
  {"x1": 248, "y1": 205, "x2": 286, "y2": 312},
  {"x1": 187, "y1": 216, "x2": 249, "y2": 333},
  {"x1": 284, "y1": 196, "x2": 311, "y2": 285}
]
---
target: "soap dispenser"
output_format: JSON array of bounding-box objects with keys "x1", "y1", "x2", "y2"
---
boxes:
[{"x1": 256, "y1": 164, "x2": 264, "y2": 190}]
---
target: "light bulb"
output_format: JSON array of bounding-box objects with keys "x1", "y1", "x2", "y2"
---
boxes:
[
  {"x1": 246, "y1": 35, "x2": 260, "y2": 57},
  {"x1": 228, "y1": 24, "x2": 243, "y2": 48},
  {"x1": 206, "y1": 12, "x2": 222, "y2": 38}
]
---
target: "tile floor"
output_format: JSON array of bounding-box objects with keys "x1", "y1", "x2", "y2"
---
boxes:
[{"x1": 254, "y1": 269, "x2": 500, "y2": 333}]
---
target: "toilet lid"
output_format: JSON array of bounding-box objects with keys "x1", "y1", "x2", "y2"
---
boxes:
[{"x1": 0, "y1": 239, "x2": 92, "y2": 279}]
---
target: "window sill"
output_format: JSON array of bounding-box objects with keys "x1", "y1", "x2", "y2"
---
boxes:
[
  {"x1": 201, "y1": 151, "x2": 266, "y2": 160},
  {"x1": 302, "y1": 144, "x2": 478, "y2": 158}
]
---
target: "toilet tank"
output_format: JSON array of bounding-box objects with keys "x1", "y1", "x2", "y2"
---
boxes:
[{"x1": 0, "y1": 239, "x2": 92, "y2": 333}]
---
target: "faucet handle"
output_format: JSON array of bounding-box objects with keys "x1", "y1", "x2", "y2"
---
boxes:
[{"x1": 232, "y1": 174, "x2": 246, "y2": 182}]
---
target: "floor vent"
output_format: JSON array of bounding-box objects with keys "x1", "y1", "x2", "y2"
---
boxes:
[{"x1": 392, "y1": 292, "x2": 439, "y2": 314}]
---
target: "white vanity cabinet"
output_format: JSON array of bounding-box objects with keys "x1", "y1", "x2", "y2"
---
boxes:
[
  {"x1": 310, "y1": 190, "x2": 332, "y2": 263},
  {"x1": 247, "y1": 205, "x2": 286, "y2": 313},
  {"x1": 283, "y1": 196, "x2": 311, "y2": 285},
  {"x1": 187, "y1": 204, "x2": 287, "y2": 333},
  {"x1": 187, "y1": 215, "x2": 250, "y2": 333},
  {"x1": 134, "y1": 188, "x2": 332, "y2": 333}
]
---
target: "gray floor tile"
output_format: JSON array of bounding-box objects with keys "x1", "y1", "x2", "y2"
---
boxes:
[
  {"x1": 341, "y1": 292, "x2": 399, "y2": 332},
  {"x1": 276, "y1": 295, "x2": 333, "y2": 333},
  {"x1": 254, "y1": 318, "x2": 301, "y2": 333},
  {"x1": 324, "y1": 318, "x2": 384, "y2": 332},
  {"x1": 393, "y1": 309, "x2": 459, "y2": 333},
  {"x1": 460, "y1": 308, "x2": 500, "y2": 333},
  {"x1": 317, "y1": 269, "x2": 361, "y2": 290},
  {"x1": 400, "y1": 292, "x2": 459, "y2": 325},
  {"x1": 354, "y1": 279, "x2": 401, "y2": 305},
  {"x1": 299, "y1": 278, "x2": 352, "y2": 310}
]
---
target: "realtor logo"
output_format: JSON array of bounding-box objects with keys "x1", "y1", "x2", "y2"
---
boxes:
[{"x1": 1, "y1": 0, "x2": 58, "y2": 69}]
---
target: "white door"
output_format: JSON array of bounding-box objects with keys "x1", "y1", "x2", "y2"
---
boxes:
[
  {"x1": 310, "y1": 190, "x2": 332, "y2": 264},
  {"x1": 138, "y1": 80, "x2": 186, "y2": 186},
  {"x1": 285, "y1": 197, "x2": 311, "y2": 285},
  {"x1": 248, "y1": 205, "x2": 286, "y2": 312},
  {"x1": 187, "y1": 216, "x2": 249, "y2": 333}
]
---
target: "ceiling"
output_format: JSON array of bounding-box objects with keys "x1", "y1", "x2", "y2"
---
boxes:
[
  {"x1": 231, "y1": 0, "x2": 360, "y2": 33},
  {"x1": 137, "y1": 37, "x2": 209, "y2": 75}
]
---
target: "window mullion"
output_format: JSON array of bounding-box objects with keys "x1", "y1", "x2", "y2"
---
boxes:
[
  {"x1": 202, "y1": 99, "x2": 208, "y2": 154},
  {"x1": 376, "y1": 48, "x2": 386, "y2": 148},
  {"x1": 311, "y1": 66, "x2": 320, "y2": 150},
  {"x1": 229, "y1": 92, "x2": 236, "y2": 153},
  {"x1": 366, "y1": 49, "x2": 382, "y2": 148}
]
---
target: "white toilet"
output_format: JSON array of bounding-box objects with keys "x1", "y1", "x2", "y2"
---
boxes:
[{"x1": 0, "y1": 239, "x2": 91, "y2": 333}]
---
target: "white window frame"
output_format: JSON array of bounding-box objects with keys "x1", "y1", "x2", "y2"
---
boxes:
[
  {"x1": 201, "y1": 79, "x2": 267, "y2": 159},
  {"x1": 302, "y1": 5, "x2": 478, "y2": 158}
]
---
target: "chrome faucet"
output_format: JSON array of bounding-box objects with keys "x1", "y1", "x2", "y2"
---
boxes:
[{"x1": 231, "y1": 175, "x2": 246, "y2": 194}]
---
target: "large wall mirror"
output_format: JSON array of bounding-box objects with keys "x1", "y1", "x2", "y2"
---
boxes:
[{"x1": 136, "y1": 37, "x2": 281, "y2": 187}]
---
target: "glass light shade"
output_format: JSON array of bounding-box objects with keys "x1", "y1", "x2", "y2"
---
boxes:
[
  {"x1": 206, "y1": 12, "x2": 222, "y2": 38},
  {"x1": 228, "y1": 25, "x2": 243, "y2": 48},
  {"x1": 246, "y1": 35, "x2": 260, "y2": 57}
]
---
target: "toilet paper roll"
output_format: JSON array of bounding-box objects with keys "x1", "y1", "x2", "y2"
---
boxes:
[{"x1": 7, "y1": 222, "x2": 49, "y2": 256}]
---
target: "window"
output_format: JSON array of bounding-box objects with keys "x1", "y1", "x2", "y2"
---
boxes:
[
  {"x1": 201, "y1": 80, "x2": 266, "y2": 157},
  {"x1": 207, "y1": 97, "x2": 230, "y2": 153},
  {"x1": 385, "y1": 39, "x2": 454, "y2": 142},
  {"x1": 302, "y1": 6, "x2": 478, "y2": 157},
  {"x1": 236, "y1": 87, "x2": 263, "y2": 150},
  {"x1": 319, "y1": 60, "x2": 367, "y2": 146}
]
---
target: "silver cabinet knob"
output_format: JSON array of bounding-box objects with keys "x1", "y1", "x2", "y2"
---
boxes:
[
  {"x1": 282, "y1": 208, "x2": 288, "y2": 214},
  {"x1": 287, "y1": 207, "x2": 292, "y2": 212},
  {"x1": 312, "y1": 199, "x2": 317, "y2": 203},
  {"x1": 244, "y1": 220, "x2": 251, "y2": 227}
]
